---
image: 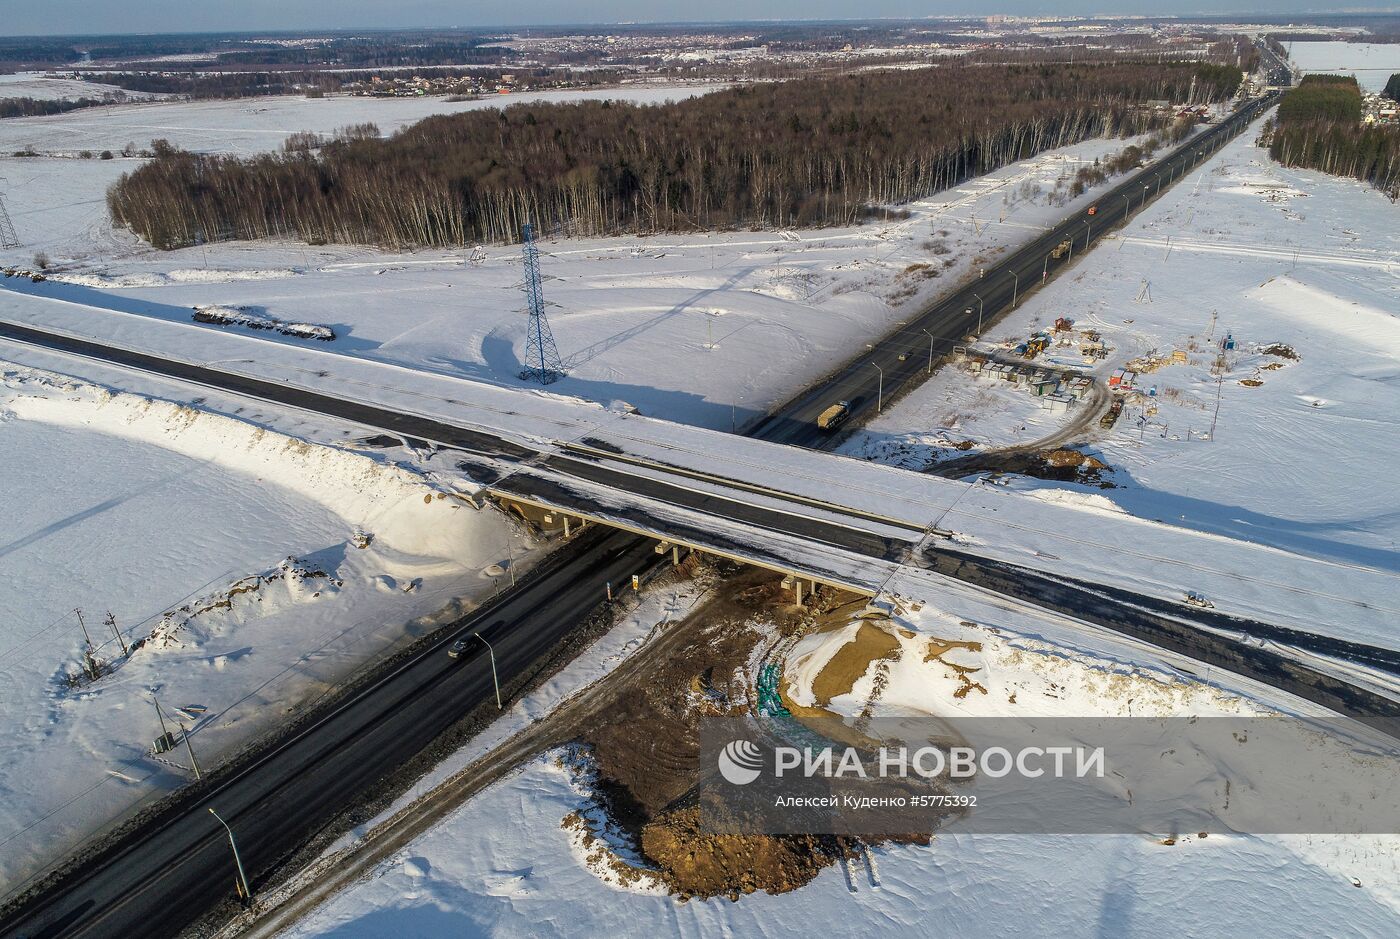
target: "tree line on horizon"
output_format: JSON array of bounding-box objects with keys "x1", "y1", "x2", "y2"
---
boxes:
[
  {"x1": 1265, "y1": 75, "x2": 1400, "y2": 200},
  {"x1": 107, "y1": 61, "x2": 1243, "y2": 250}
]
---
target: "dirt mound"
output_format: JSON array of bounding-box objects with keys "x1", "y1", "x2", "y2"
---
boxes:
[
  {"x1": 810, "y1": 621, "x2": 902, "y2": 707},
  {"x1": 571, "y1": 568, "x2": 885, "y2": 900},
  {"x1": 1044, "y1": 447, "x2": 1106, "y2": 470},
  {"x1": 640, "y1": 805, "x2": 840, "y2": 900},
  {"x1": 1261, "y1": 342, "x2": 1299, "y2": 360}
]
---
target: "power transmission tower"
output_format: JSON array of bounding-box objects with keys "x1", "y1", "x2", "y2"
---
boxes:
[
  {"x1": 518, "y1": 222, "x2": 564, "y2": 384},
  {"x1": 0, "y1": 182, "x2": 20, "y2": 249}
]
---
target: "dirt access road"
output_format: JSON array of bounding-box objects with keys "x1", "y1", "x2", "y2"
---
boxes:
[{"x1": 931, "y1": 378, "x2": 1110, "y2": 478}]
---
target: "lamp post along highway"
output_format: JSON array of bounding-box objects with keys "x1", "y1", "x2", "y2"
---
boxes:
[
  {"x1": 208, "y1": 808, "x2": 252, "y2": 905},
  {"x1": 1009, "y1": 271, "x2": 1019, "y2": 309},
  {"x1": 476, "y1": 632, "x2": 502, "y2": 709},
  {"x1": 870, "y1": 362, "x2": 883, "y2": 413},
  {"x1": 923, "y1": 328, "x2": 935, "y2": 374},
  {"x1": 973, "y1": 293, "x2": 984, "y2": 335}
]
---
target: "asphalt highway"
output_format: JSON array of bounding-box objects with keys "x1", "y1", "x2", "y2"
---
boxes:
[
  {"x1": 746, "y1": 93, "x2": 1279, "y2": 448},
  {"x1": 0, "y1": 91, "x2": 1281, "y2": 939},
  {"x1": 0, "y1": 527, "x2": 661, "y2": 939}
]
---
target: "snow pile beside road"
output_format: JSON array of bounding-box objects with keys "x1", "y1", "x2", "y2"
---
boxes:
[
  {"x1": 52, "y1": 268, "x2": 300, "y2": 288},
  {"x1": 4, "y1": 367, "x2": 483, "y2": 564},
  {"x1": 192, "y1": 304, "x2": 334, "y2": 341},
  {"x1": 0, "y1": 363, "x2": 529, "y2": 889}
]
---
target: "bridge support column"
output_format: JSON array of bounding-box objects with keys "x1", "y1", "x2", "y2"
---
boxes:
[{"x1": 673, "y1": 545, "x2": 681, "y2": 566}]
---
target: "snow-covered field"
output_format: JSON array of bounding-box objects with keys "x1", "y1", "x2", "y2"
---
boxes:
[
  {"x1": 270, "y1": 104, "x2": 1400, "y2": 938},
  {"x1": 0, "y1": 84, "x2": 723, "y2": 156},
  {"x1": 847, "y1": 110, "x2": 1400, "y2": 574},
  {"x1": 1, "y1": 87, "x2": 1176, "y2": 431},
  {"x1": 4, "y1": 84, "x2": 1397, "y2": 935},
  {"x1": 0, "y1": 363, "x2": 532, "y2": 890},
  {"x1": 0, "y1": 72, "x2": 161, "y2": 103},
  {"x1": 1289, "y1": 42, "x2": 1400, "y2": 92}
]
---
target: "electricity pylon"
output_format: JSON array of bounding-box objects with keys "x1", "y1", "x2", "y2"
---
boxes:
[{"x1": 518, "y1": 222, "x2": 564, "y2": 384}]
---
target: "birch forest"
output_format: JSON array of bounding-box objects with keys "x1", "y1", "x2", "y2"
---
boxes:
[{"x1": 108, "y1": 61, "x2": 1242, "y2": 249}]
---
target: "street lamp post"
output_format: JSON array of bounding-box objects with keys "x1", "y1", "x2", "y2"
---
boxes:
[
  {"x1": 208, "y1": 808, "x2": 252, "y2": 905},
  {"x1": 1009, "y1": 271, "x2": 1020, "y2": 309},
  {"x1": 870, "y1": 362, "x2": 883, "y2": 413},
  {"x1": 1084, "y1": 220, "x2": 1092, "y2": 248},
  {"x1": 923, "y1": 328, "x2": 935, "y2": 374},
  {"x1": 973, "y1": 293, "x2": 984, "y2": 335},
  {"x1": 476, "y1": 632, "x2": 502, "y2": 709}
]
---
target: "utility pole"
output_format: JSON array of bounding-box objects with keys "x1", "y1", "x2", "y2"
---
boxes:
[
  {"x1": 1209, "y1": 369, "x2": 1224, "y2": 439},
  {"x1": 153, "y1": 693, "x2": 172, "y2": 740},
  {"x1": 476, "y1": 632, "x2": 502, "y2": 709},
  {"x1": 870, "y1": 362, "x2": 883, "y2": 413},
  {"x1": 75, "y1": 609, "x2": 100, "y2": 681},
  {"x1": 75, "y1": 608, "x2": 94, "y2": 649},
  {"x1": 924, "y1": 328, "x2": 936, "y2": 374},
  {"x1": 208, "y1": 808, "x2": 252, "y2": 905},
  {"x1": 105, "y1": 611, "x2": 129, "y2": 657},
  {"x1": 181, "y1": 721, "x2": 202, "y2": 780}
]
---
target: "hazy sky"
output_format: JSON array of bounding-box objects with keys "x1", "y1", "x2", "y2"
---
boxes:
[{"x1": 4, "y1": 2, "x2": 1355, "y2": 38}]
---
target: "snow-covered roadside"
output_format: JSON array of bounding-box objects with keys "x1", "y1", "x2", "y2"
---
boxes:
[
  {"x1": 0, "y1": 363, "x2": 531, "y2": 890},
  {"x1": 285, "y1": 563, "x2": 1400, "y2": 939},
  {"x1": 845, "y1": 109, "x2": 1400, "y2": 574}
]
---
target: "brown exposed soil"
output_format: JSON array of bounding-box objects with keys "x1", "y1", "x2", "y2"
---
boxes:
[
  {"x1": 640, "y1": 806, "x2": 845, "y2": 901},
  {"x1": 570, "y1": 568, "x2": 920, "y2": 901},
  {"x1": 954, "y1": 446, "x2": 1116, "y2": 487},
  {"x1": 809, "y1": 621, "x2": 902, "y2": 707}
]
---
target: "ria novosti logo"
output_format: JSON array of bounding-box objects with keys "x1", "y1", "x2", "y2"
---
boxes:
[
  {"x1": 717, "y1": 739, "x2": 764, "y2": 785},
  {"x1": 716, "y1": 739, "x2": 1107, "y2": 784}
]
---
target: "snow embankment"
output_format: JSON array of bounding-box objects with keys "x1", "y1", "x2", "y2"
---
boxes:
[
  {"x1": 5, "y1": 368, "x2": 481, "y2": 567},
  {"x1": 0, "y1": 364, "x2": 529, "y2": 890},
  {"x1": 192, "y1": 304, "x2": 334, "y2": 341},
  {"x1": 50, "y1": 268, "x2": 300, "y2": 288}
]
